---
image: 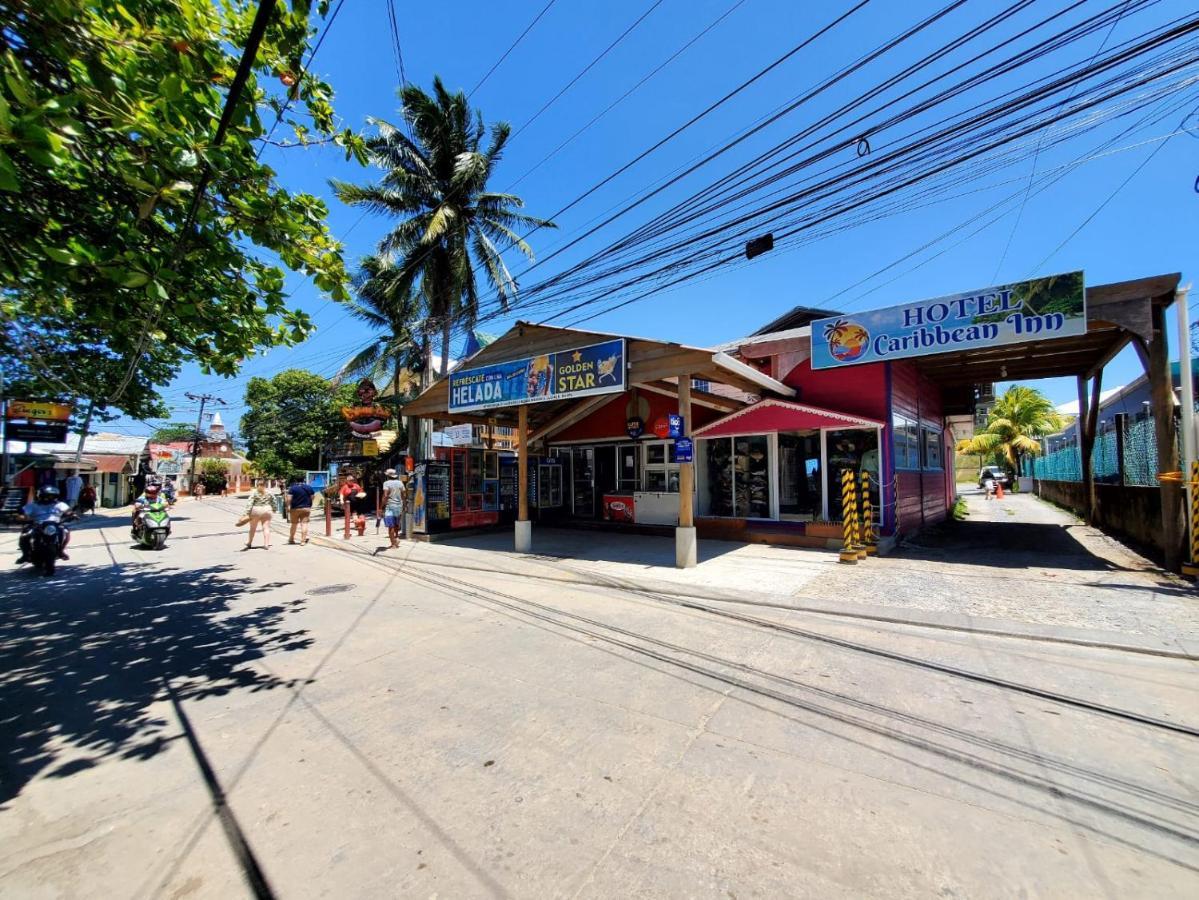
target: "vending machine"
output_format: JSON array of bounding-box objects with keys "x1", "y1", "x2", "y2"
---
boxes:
[
  {"x1": 449, "y1": 447, "x2": 500, "y2": 529},
  {"x1": 412, "y1": 461, "x2": 450, "y2": 534}
]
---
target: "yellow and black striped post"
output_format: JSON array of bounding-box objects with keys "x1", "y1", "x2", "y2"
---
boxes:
[
  {"x1": 838, "y1": 469, "x2": 858, "y2": 564},
  {"x1": 1190, "y1": 460, "x2": 1199, "y2": 566},
  {"x1": 860, "y1": 470, "x2": 878, "y2": 555}
]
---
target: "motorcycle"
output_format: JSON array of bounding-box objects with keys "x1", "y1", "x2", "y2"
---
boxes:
[
  {"x1": 26, "y1": 519, "x2": 67, "y2": 576},
  {"x1": 134, "y1": 500, "x2": 172, "y2": 550}
]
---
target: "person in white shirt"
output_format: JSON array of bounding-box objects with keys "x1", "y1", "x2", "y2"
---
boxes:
[
  {"x1": 17, "y1": 486, "x2": 73, "y2": 562},
  {"x1": 64, "y1": 472, "x2": 84, "y2": 508},
  {"x1": 381, "y1": 468, "x2": 407, "y2": 549}
]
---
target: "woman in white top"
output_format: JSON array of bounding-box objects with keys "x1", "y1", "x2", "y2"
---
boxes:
[{"x1": 243, "y1": 479, "x2": 276, "y2": 549}]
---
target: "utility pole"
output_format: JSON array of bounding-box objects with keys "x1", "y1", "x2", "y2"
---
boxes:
[{"x1": 185, "y1": 392, "x2": 225, "y2": 492}]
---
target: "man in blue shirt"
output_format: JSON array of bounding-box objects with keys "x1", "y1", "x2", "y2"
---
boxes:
[{"x1": 284, "y1": 474, "x2": 316, "y2": 545}]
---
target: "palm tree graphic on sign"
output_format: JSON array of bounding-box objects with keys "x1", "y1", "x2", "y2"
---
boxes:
[{"x1": 823, "y1": 318, "x2": 869, "y2": 362}]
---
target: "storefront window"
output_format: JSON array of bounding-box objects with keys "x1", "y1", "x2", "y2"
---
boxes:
[
  {"x1": 893, "y1": 415, "x2": 919, "y2": 470},
  {"x1": 734, "y1": 435, "x2": 771, "y2": 518},
  {"x1": 703, "y1": 438, "x2": 734, "y2": 516},
  {"x1": 643, "y1": 440, "x2": 679, "y2": 493},
  {"x1": 922, "y1": 427, "x2": 942, "y2": 469},
  {"x1": 824, "y1": 429, "x2": 879, "y2": 520}
]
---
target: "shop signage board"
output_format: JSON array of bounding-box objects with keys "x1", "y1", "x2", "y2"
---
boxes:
[
  {"x1": 674, "y1": 438, "x2": 694, "y2": 463},
  {"x1": 810, "y1": 271, "x2": 1085, "y2": 369},
  {"x1": 449, "y1": 339, "x2": 626, "y2": 413},
  {"x1": 8, "y1": 422, "x2": 68, "y2": 443},
  {"x1": 6, "y1": 400, "x2": 72, "y2": 421},
  {"x1": 626, "y1": 417, "x2": 644, "y2": 439},
  {"x1": 443, "y1": 424, "x2": 474, "y2": 445}
]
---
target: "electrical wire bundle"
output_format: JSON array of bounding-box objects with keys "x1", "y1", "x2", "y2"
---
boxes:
[{"x1": 436, "y1": 0, "x2": 1199, "y2": 341}]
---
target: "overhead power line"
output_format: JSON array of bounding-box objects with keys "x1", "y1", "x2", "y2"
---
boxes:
[
  {"x1": 510, "y1": 0, "x2": 669, "y2": 142},
  {"x1": 469, "y1": 0, "x2": 559, "y2": 98}
]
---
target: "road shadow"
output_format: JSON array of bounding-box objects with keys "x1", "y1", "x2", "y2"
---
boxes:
[
  {"x1": 0, "y1": 562, "x2": 311, "y2": 806},
  {"x1": 897, "y1": 519, "x2": 1120, "y2": 572}
]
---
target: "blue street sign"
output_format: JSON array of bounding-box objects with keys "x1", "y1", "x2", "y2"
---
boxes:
[{"x1": 674, "y1": 437, "x2": 694, "y2": 463}]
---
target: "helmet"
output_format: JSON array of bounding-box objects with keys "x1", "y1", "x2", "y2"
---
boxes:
[{"x1": 37, "y1": 486, "x2": 60, "y2": 503}]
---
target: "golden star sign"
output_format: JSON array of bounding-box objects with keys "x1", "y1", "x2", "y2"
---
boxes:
[{"x1": 572, "y1": 351, "x2": 583, "y2": 362}]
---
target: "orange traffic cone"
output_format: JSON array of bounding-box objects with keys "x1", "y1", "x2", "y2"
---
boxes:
[{"x1": 995, "y1": 482, "x2": 1005, "y2": 500}]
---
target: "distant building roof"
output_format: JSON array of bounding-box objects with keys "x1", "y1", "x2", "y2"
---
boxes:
[
  {"x1": 7, "y1": 431, "x2": 149, "y2": 457},
  {"x1": 750, "y1": 306, "x2": 843, "y2": 337}
]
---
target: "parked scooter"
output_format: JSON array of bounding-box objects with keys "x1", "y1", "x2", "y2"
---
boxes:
[{"x1": 134, "y1": 499, "x2": 172, "y2": 550}]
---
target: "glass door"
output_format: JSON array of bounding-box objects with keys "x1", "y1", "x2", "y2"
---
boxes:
[
  {"x1": 779, "y1": 432, "x2": 821, "y2": 519},
  {"x1": 570, "y1": 447, "x2": 595, "y2": 517}
]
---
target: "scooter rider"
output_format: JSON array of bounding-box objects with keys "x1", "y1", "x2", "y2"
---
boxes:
[
  {"x1": 17, "y1": 486, "x2": 73, "y2": 563},
  {"x1": 131, "y1": 481, "x2": 163, "y2": 535}
]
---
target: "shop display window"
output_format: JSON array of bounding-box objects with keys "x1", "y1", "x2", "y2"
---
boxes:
[
  {"x1": 734, "y1": 435, "x2": 770, "y2": 519},
  {"x1": 893, "y1": 414, "x2": 920, "y2": 470},
  {"x1": 699, "y1": 435, "x2": 772, "y2": 518},
  {"x1": 824, "y1": 429, "x2": 880, "y2": 520},
  {"x1": 642, "y1": 440, "x2": 679, "y2": 493},
  {"x1": 922, "y1": 427, "x2": 943, "y2": 469}
]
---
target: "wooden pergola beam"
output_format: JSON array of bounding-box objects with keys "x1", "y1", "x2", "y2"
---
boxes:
[{"x1": 636, "y1": 380, "x2": 743, "y2": 412}]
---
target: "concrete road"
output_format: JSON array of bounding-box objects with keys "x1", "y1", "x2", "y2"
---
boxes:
[{"x1": 0, "y1": 500, "x2": 1196, "y2": 898}]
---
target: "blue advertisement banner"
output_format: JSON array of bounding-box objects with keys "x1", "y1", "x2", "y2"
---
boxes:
[
  {"x1": 449, "y1": 339, "x2": 626, "y2": 413},
  {"x1": 810, "y1": 272, "x2": 1085, "y2": 369}
]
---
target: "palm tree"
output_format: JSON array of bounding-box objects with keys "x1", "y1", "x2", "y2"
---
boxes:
[
  {"x1": 956, "y1": 385, "x2": 1064, "y2": 476},
  {"x1": 334, "y1": 254, "x2": 426, "y2": 451},
  {"x1": 332, "y1": 77, "x2": 555, "y2": 377}
]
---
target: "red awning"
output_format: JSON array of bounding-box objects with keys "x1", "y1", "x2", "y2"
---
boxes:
[{"x1": 692, "y1": 399, "x2": 884, "y2": 439}]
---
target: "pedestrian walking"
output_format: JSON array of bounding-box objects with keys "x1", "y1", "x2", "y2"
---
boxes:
[
  {"x1": 238, "y1": 479, "x2": 275, "y2": 550},
  {"x1": 348, "y1": 482, "x2": 372, "y2": 537},
  {"x1": 64, "y1": 471, "x2": 83, "y2": 509},
  {"x1": 285, "y1": 474, "x2": 316, "y2": 545},
  {"x1": 194, "y1": 479, "x2": 206, "y2": 500},
  {"x1": 78, "y1": 482, "x2": 97, "y2": 515},
  {"x1": 381, "y1": 468, "x2": 407, "y2": 549}
]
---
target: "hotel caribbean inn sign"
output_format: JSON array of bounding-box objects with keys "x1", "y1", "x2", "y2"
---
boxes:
[{"x1": 810, "y1": 272, "x2": 1085, "y2": 369}]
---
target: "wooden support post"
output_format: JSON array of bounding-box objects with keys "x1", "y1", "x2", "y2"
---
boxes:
[
  {"x1": 678, "y1": 377, "x2": 693, "y2": 529},
  {"x1": 325, "y1": 492, "x2": 332, "y2": 537},
  {"x1": 675, "y1": 375, "x2": 696, "y2": 567},
  {"x1": 1076, "y1": 372, "x2": 1102, "y2": 524},
  {"x1": 516, "y1": 405, "x2": 531, "y2": 552},
  {"x1": 1148, "y1": 301, "x2": 1183, "y2": 569}
]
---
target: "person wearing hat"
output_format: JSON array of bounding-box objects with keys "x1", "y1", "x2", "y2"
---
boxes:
[{"x1": 381, "y1": 467, "x2": 407, "y2": 549}]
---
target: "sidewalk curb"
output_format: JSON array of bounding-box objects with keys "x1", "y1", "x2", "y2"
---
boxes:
[{"x1": 272, "y1": 510, "x2": 1199, "y2": 663}]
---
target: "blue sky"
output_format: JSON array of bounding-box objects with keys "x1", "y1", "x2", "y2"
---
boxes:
[{"x1": 129, "y1": 0, "x2": 1199, "y2": 434}]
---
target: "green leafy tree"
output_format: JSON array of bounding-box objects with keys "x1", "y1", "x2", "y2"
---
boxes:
[
  {"x1": 956, "y1": 385, "x2": 1064, "y2": 476},
  {"x1": 198, "y1": 457, "x2": 228, "y2": 493},
  {"x1": 151, "y1": 422, "x2": 202, "y2": 443},
  {"x1": 0, "y1": 0, "x2": 366, "y2": 417},
  {"x1": 239, "y1": 369, "x2": 354, "y2": 471},
  {"x1": 332, "y1": 78, "x2": 555, "y2": 376}
]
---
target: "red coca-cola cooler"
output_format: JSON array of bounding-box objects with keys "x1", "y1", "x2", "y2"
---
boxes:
[{"x1": 601, "y1": 494, "x2": 635, "y2": 524}]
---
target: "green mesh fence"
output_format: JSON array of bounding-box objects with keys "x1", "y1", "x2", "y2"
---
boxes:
[
  {"x1": 1122, "y1": 417, "x2": 1160, "y2": 486},
  {"x1": 1032, "y1": 445, "x2": 1082, "y2": 481},
  {"x1": 1032, "y1": 416, "x2": 1164, "y2": 486}
]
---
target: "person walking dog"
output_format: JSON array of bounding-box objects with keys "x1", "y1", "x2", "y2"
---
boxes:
[{"x1": 239, "y1": 479, "x2": 275, "y2": 550}]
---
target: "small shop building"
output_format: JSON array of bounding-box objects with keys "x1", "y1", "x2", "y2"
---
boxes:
[{"x1": 401, "y1": 273, "x2": 1183, "y2": 566}]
